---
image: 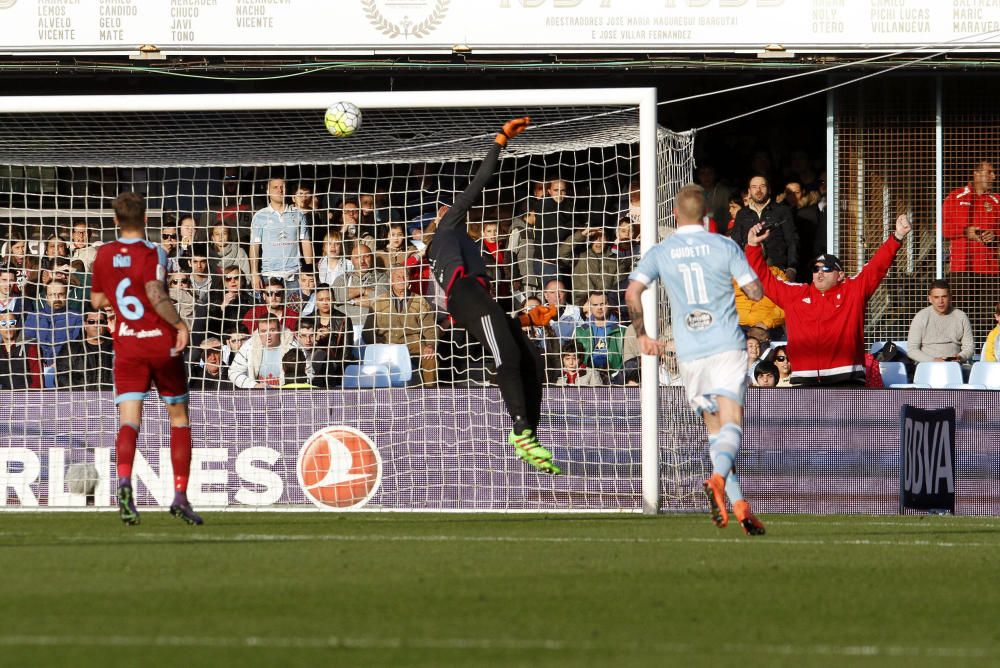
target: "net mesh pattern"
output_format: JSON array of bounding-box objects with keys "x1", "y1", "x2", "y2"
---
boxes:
[
  {"x1": 0, "y1": 98, "x2": 704, "y2": 511},
  {"x1": 837, "y1": 76, "x2": 1000, "y2": 347},
  {"x1": 0, "y1": 107, "x2": 640, "y2": 168}
]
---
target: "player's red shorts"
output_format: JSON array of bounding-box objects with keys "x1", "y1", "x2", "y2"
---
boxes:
[{"x1": 114, "y1": 352, "x2": 189, "y2": 405}]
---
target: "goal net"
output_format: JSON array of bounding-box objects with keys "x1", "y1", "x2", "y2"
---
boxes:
[{"x1": 0, "y1": 89, "x2": 701, "y2": 512}]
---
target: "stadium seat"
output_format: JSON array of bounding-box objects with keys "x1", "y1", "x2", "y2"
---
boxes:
[
  {"x1": 363, "y1": 343, "x2": 413, "y2": 387},
  {"x1": 341, "y1": 363, "x2": 392, "y2": 389},
  {"x1": 968, "y1": 362, "x2": 1000, "y2": 389},
  {"x1": 350, "y1": 323, "x2": 366, "y2": 361},
  {"x1": 913, "y1": 361, "x2": 963, "y2": 389},
  {"x1": 879, "y1": 361, "x2": 909, "y2": 387}
]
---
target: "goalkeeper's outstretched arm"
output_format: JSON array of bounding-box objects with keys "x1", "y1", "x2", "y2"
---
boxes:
[{"x1": 436, "y1": 117, "x2": 530, "y2": 233}]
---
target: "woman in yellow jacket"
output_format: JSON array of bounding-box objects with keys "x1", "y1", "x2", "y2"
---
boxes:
[
  {"x1": 734, "y1": 265, "x2": 787, "y2": 339},
  {"x1": 983, "y1": 301, "x2": 1000, "y2": 362}
]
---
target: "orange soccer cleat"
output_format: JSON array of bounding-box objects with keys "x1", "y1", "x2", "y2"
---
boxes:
[
  {"x1": 733, "y1": 500, "x2": 766, "y2": 536},
  {"x1": 702, "y1": 473, "x2": 728, "y2": 528}
]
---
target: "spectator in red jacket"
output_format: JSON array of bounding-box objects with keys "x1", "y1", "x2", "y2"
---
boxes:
[
  {"x1": 944, "y1": 160, "x2": 1000, "y2": 273},
  {"x1": 242, "y1": 277, "x2": 300, "y2": 334},
  {"x1": 942, "y1": 159, "x2": 1000, "y2": 338},
  {"x1": 745, "y1": 214, "x2": 911, "y2": 386}
]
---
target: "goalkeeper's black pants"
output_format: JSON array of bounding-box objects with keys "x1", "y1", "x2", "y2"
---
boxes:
[{"x1": 448, "y1": 276, "x2": 544, "y2": 433}]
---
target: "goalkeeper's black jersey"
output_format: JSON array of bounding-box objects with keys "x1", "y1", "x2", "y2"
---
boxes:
[{"x1": 427, "y1": 141, "x2": 502, "y2": 298}]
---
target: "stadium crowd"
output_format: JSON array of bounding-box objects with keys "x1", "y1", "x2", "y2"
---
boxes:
[{"x1": 1, "y1": 153, "x2": 998, "y2": 391}]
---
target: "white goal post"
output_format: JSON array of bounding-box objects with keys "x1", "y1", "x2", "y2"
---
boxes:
[{"x1": 0, "y1": 88, "x2": 699, "y2": 513}]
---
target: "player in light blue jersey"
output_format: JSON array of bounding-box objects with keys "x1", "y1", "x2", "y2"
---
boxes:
[{"x1": 625, "y1": 185, "x2": 767, "y2": 536}]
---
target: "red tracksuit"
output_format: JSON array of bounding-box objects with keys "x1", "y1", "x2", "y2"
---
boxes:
[
  {"x1": 746, "y1": 235, "x2": 902, "y2": 385},
  {"x1": 942, "y1": 185, "x2": 1000, "y2": 274}
]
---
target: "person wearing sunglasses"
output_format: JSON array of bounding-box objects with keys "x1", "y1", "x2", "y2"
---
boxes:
[
  {"x1": 768, "y1": 345, "x2": 793, "y2": 387},
  {"x1": 241, "y1": 277, "x2": 299, "y2": 335},
  {"x1": 746, "y1": 213, "x2": 912, "y2": 386},
  {"x1": 166, "y1": 272, "x2": 196, "y2": 332},
  {"x1": 203, "y1": 266, "x2": 254, "y2": 341},
  {"x1": 55, "y1": 308, "x2": 113, "y2": 390},
  {"x1": 0, "y1": 314, "x2": 42, "y2": 390}
]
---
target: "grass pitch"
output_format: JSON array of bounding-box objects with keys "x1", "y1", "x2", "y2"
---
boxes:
[{"x1": 1, "y1": 512, "x2": 998, "y2": 668}]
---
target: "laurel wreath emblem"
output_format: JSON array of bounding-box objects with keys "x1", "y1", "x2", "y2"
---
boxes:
[
  {"x1": 362, "y1": 0, "x2": 449, "y2": 39},
  {"x1": 0, "y1": 0, "x2": 18, "y2": 9}
]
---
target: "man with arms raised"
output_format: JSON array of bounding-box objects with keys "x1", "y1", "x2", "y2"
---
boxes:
[
  {"x1": 91, "y1": 192, "x2": 203, "y2": 526},
  {"x1": 747, "y1": 214, "x2": 911, "y2": 385},
  {"x1": 625, "y1": 185, "x2": 766, "y2": 535}
]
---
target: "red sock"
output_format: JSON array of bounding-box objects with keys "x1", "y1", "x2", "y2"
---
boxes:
[
  {"x1": 115, "y1": 423, "x2": 139, "y2": 479},
  {"x1": 170, "y1": 425, "x2": 192, "y2": 493}
]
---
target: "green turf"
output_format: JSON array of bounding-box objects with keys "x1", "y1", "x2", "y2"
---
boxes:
[{"x1": 1, "y1": 511, "x2": 998, "y2": 668}]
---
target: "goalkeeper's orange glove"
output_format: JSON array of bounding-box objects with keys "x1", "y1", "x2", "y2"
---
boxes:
[
  {"x1": 518, "y1": 304, "x2": 557, "y2": 328},
  {"x1": 496, "y1": 116, "x2": 530, "y2": 146}
]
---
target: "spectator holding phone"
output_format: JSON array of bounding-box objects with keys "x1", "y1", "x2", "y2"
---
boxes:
[
  {"x1": 906, "y1": 279, "x2": 974, "y2": 363},
  {"x1": 731, "y1": 175, "x2": 799, "y2": 281}
]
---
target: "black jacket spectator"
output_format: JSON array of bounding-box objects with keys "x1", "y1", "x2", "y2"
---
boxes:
[
  {"x1": 0, "y1": 337, "x2": 43, "y2": 389},
  {"x1": 310, "y1": 313, "x2": 351, "y2": 388},
  {"x1": 531, "y1": 196, "x2": 577, "y2": 265},
  {"x1": 190, "y1": 363, "x2": 228, "y2": 390},
  {"x1": 205, "y1": 289, "x2": 256, "y2": 337},
  {"x1": 56, "y1": 336, "x2": 113, "y2": 390},
  {"x1": 731, "y1": 201, "x2": 798, "y2": 272}
]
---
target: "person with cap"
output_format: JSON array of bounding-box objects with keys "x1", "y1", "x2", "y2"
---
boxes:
[{"x1": 746, "y1": 213, "x2": 912, "y2": 386}]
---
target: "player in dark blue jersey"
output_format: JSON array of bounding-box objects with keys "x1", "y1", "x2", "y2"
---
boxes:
[{"x1": 426, "y1": 117, "x2": 558, "y2": 474}]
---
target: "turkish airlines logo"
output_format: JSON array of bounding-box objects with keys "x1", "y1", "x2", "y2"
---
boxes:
[{"x1": 297, "y1": 426, "x2": 382, "y2": 510}]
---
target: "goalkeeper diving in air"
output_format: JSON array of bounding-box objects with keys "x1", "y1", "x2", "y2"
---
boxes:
[{"x1": 426, "y1": 117, "x2": 559, "y2": 474}]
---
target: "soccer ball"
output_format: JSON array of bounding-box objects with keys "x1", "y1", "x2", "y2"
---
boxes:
[
  {"x1": 66, "y1": 462, "x2": 99, "y2": 496},
  {"x1": 324, "y1": 102, "x2": 362, "y2": 138}
]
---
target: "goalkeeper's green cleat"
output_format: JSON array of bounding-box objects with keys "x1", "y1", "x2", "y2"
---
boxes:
[
  {"x1": 117, "y1": 483, "x2": 140, "y2": 526},
  {"x1": 508, "y1": 428, "x2": 562, "y2": 475}
]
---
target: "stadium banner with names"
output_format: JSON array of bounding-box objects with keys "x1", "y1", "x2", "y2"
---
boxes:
[
  {"x1": 0, "y1": 388, "x2": 998, "y2": 514},
  {"x1": 898, "y1": 404, "x2": 956, "y2": 514},
  {"x1": 1, "y1": 0, "x2": 999, "y2": 55}
]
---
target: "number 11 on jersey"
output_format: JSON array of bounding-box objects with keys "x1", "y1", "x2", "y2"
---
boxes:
[{"x1": 677, "y1": 262, "x2": 708, "y2": 304}]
